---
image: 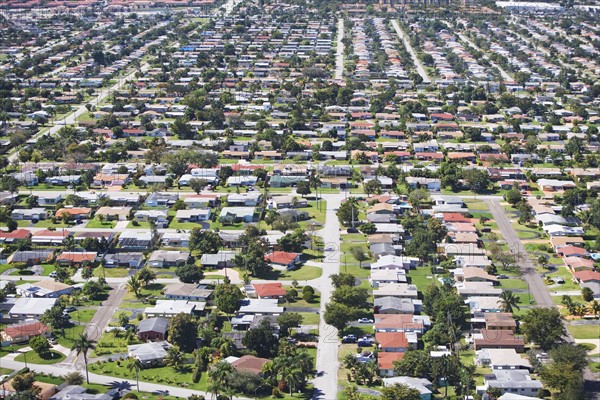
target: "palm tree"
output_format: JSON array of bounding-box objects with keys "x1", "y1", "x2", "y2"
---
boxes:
[
  {"x1": 498, "y1": 290, "x2": 520, "y2": 313},
  {"x1": 71, "y1": 333, "x2": 96, "y2": 384},
  {"x1": 163, "y1": 346, "x2": 184, "y2": 372},
  {"x1": 127, "y1": 357, "x2": 143, "y2": 392},
  {"x1": 126, "y1": 275, "x2": 142, "y2": 300},
  {"x1": 590, "y1": 300, "x2": 600, "y2": 317},
  {"x1": 280, "y1": 365, "x2": 304, "y2": 396},
  {"x1": 208, "y1": 361, "x2": 234, "y2": 398}
]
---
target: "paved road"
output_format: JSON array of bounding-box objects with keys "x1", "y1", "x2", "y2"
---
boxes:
[
  {"x1": 64, "y1": 283, "x2": 128, "y2": 365},
  {"x1": 311, "y1": 194, "x2": 342, "y2": 400},
  {"x1": 0, "y1": 358, "x2": 251, "y2": 400},
  {"x1": 486, "y1": 199, "x2": 553, "y2": 307},
  {"x1": 455, "y1": 32, "x2": 513, "y2": 81},
  {"x1": 391, "y1": 20, "x2": 431, "y2": 84},
  {"x1": 334, "y1": 18, "x2": 344, "y2": 81},
  {"x1": 8, "y1": 62, "x2": 150, "y2": 162}
]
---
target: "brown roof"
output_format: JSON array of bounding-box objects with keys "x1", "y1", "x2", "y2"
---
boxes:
[
  {"x1": 57, "y1": 252, "x2": 97, "y2": 263},
  {"x1": 474, "y1": 329, "x2": 524, "y2": 348},
  {"x1": 265, "y1": 251, "x2": 300, "y2": 265},
  {"x1": 253, "y1": 283, "x2": 286, "y2": 298},
  {"x1": 231, "y1": 355, "x2": 270, "y2": 375},
  {"x1": 3, "y1": 320, "x2": 50, "y2": 339},
  {"x1": 375, "y1": 332, "x2": 409, "y2": 349},
  {"x1": 574, "y1": 270, "x2": 600, "y2": 282},
  {"x1": 374, "y1": 314, "x2": 423, "y2": 331},
  {"x1": 484, "y1": 313, "x2": 516, "y2": 328},
  {"x1": 378, "y1": 352, "x2": 404, "y2": 370}
]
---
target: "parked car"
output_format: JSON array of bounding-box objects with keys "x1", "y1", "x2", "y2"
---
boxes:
[
  {"x1": 496, "y1": 274, "x2": 508, "y2": 279},
  {"x1": 357, "y1": 338, "x2": 374, "y2": 347},
  {"x1": 49, "y1": 271, "x2": 57, "y2": 278},
  {"x1": 357, "y1": 318, "x2": 374, "y2": 324},
  {"x1": 553, "y1": 277, "x2": 565, "y2": 284},
  {"x1": 64, "y1": 306, "x2": 76, "y2": 313},
  {"x1": 342, "y1": 334, "x2": 357, "y2": 343}
]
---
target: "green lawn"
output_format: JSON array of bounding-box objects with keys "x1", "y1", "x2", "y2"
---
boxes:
[
  {"x1": 32, "y1": 219, "x2": 72, "y2": 228},
  {"x1": 127, "y1": 221, "x2": 151, "y2": 229},
  {"x1": 567, "y1": 324, "x2": 600, "y2": 339},
  {"x1": 298, "y1": 312, "x2": 321, "y2": 326},
  {"x1": 284, "y1": 289, "x2": 321, "y2": 308},
  {"x1": 56, "y1": 324, "x2": 85, "y2": 348},
  {"x1": 94, "y1": 267, "x2": 130, "y2": 278},
  {"x1": 86, "y1": 218, "x2": 116, "y2": 229},
  {"x1": 69, "y1": 308, "x2": 97, "y2": 323},
  {"x1": 0, "y1": 367, "x2": 13, "y2": 376},
  {"x1": 93, "y1": 331, "x2": 141, "y2": 357},
  {"x1": 15, "y1": 350, "x2": 65, "y2": 364},
  {"x1": 499, "y1": 279, "x2": 528, "y2": 291},
  {"x1": 407, "y1": 267, "x2": 436, "y2": 292}
]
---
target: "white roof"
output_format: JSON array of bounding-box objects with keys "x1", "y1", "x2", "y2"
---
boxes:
[
  {"x1": 238, "y1": 298, "x2": 284, "y2": 315},
  {"x1": 9, "y1": 297, "x2": 57, "y2": 316}
]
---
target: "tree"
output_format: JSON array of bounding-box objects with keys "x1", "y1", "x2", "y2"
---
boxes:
[
  {"x1": 358, "y1": 222, "x2": 377, "y2": 234},
  {"x1": 82, "y1": 280, "x2": 104, "y2": 300},
  {"x1": 462, "y1": 169, "x2": 490, "y2": 193},
  {"x1": 331, "y1": 273, "x2": 356, "y2": 288},
  {"x1": 521, "y1": 308, "x2": 566, "y2": 350},
  {"x1": 393, "y1": 350, "x2": 432, "y2": 378},
  {"x1": 364, "y1": 179, "x2": 382, "y2": 196},
  {"x1": 504, "y1": 188, "x2": 522, "y2": 206},
  {"x1": 171, "y1": 118, "x2": 195, "y2": 140},
  {"x1": 29, "y1": 335, "x2": 51, "y2": 357},
  {"x1": 176, "y1": 263, "x2": 204, "y2": 283},
  {"x1": 517, "y1": 200, "x2": 533, "y2": 224},
  {"x1": 127, "y1": 357, "x2": 144, "y2": 392},
  {"x1": 381, "y1": 384, "x2": 421, "y2": 400},
  {"x1": 168, "y1": 313, "x2": 198, "y2": 353},
  {"x1": 582, "y1": 286, "x2": 594, "y2": 302},
  {"x1": 136, "y1": 267, "x2": 156, "y2": 287},
  {"x1": 11, "y1": 372, "x2": 39, "y2": 394},
  {"x1": 277, "y1": 229, "x2": 308, "y2": 253},
  {"x1": 189, "y1": 178, "x2": 208, "y2": 194},
  {"x1": 164, "y1": 346, "x2": 185, "y2": 371},
  {"x1": 41, "y1": 305, "x2": 69, "y2": 331},
  {"x1": 208, "y1": 361, "x2": 234, "y2": 399},
  {"x1": 242, "y1": 318, "x2": 278, "y2": 358},
  {"x1": 277, "y1": 312, "x2": 303, "y2": 337},
  {"x1": 332, "y1": 286, "x2": 369, "y2": 309},
  {"x1": 71, "y1": 333, "x2": 96, "y2": 384},
  {"x1": 408, "y1": 189, "x2": 430, "y2": 212},
  {"x1": 337, "y1": 199, "x2": 359, "y2": 227},
  {"x1": 126, "y1": 275, "x2": 142, "y2": 300},
  {"x1": 324, "y1": 302, "x2": 355, "y2": 332},
  {"x1": 498, "y1": 290, "x2": 520, "y2": 313},
  {"x1": 63, "y1": 371, "x2": 84, "y2": 385},
  {"x1": 296, "y1": 181, "x2": 311, "y2": 197},
  {"x1": 349, "y1": 246, "x2": 369, "y2": 268},
  {"x1": 214, "y1": 283, "x2": 243, "y2": 316},
  {"x1": 190, "y1": 228, "x2": 223, "y2": 254}
]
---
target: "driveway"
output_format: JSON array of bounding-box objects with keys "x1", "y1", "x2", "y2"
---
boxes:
[{"x1": 485, "y1": 199, "x2": 553, "y2": 307}]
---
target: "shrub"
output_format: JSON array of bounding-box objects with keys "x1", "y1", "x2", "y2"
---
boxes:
[
  {"x1": 192, "y1": 367, "x2": 201, "y2": 383},
  {"x1": 271, "y1": 387, "x2": 282, "y2": 398},
  {"x1": 122, "y1": 393, "x2": 139, "y2": 400}
]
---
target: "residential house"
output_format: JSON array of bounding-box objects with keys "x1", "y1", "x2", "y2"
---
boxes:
[
  {"x1": 376, "y1": 331, "x2": 411, "y2": 352},
  {"x1": 95, "y1": 206, "x2": 132, "y2": 221},
  {"x1": 137, "y1": 317, "x2": 169, "y2": 341},
  {"x1": 11, "y1": 208, "x2": 48, "y2": 221},
  {"x1": 373, "y1": 283, "x2": 419, "y2": 300},
  {"x1": 227, "y1": 192, "x2": 261, "y2": 206},
  {"x1": 118, "y1": 231, "x2": 158, "y2": 250},
  {"x1": 370, "y1": 269, "x2": 407, "y2": 288},
  {"x1": 7, "y1": 249, "x2": 53, "y2": 265},
  {"x1": 148, "y1": 250, "x2": 190, "y2": 268},
  {"x1": 473, "y1": 330, "x2": 525, "y2": 352},
  {"x1": 264, "y1": 251, "x2": 301, "y2": 270},
  {"x1": 164, "y1": 283, "x2": 213, "y2": 302},
  {"x1": 252, "y1": 283, "x2": 286, "y2": 301},
  {"x1": 229, "y1": 355, "x2": 270, "y2": 376},
  {"x1": 8, "y1": 297, "x2": 57, "y2": 320},
  {"x1": 378, "y1": 352, "x2": 405, "y2": 377},
  {"x1": 219, "y1": 207, "x2": 256, "y2": 223},
  {"x1": 382, "y1": 377, "x2": 433, "y2": 399},
  {"x1": 134, "y1": 209, "x2": 168, "y2": 227},
  {"x1": 375, "y1": 296, "x2": 421, "y2": 314},
  {"x1": 477, "y1": 348, "x2": 532, "y2": 370},
  {"x1": 482, "y1": 370, "x2": 543, "y2": 398},
  {"x1": 56, "y1": 251, "x2": 97, "y2": 266},
  {"x1": 176, "y1": 208, "x2": 211, "y2": 222},
  {"x1": 0, "y1": 319, "x2": 51, "y2": 345},
  {"x1": 144, "y1": 300, "x2": 205, "y2": 318},
  {"x1": 161, "y1": 232, "x2": 190, "y2": 247},
  {"x1": 200, "y1": 250, "x2": 237, "y2": 268},
  {"x1": 145, "y1": 193, "x2": 179, "y2": 207},
  {"x1": 55, "y1": 207, "x2": 92, "y2": 220},
  {"x1": 17, "y1": 281, "x2": 74, "y2": 298},
  {"x1": 128, "y1": 341, "x2": 172, "y2": 367},
  {"x1": 103, "y1": 252, "x2": 145, "y2": 268},
  {"x1": 237, "y1": 299, "x2": 285, "y2": 316}
]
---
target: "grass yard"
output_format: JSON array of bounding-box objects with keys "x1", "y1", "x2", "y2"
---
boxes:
[
  {"x1": 284, "y1": 290, "x2": 321, "y2": 309},
  {"x1": 86, "y1": 218, "x2": 116, "y2": 229},
  {"x1": 93, "y1": 331, "x2": 141, "y2": 357},
  {"x1": 499, "y1": 279, "x2": 529, "y2": 291},
  {"x1": 15, "y1": 350, "x2": 65, "y2": 365},
  {"x1": 407, "y1": 267, "x2": 436, "y2": 292},
  {"x1": 56, "y1": 323, "x2": 85, "y2": 348},
  {"x1": 69, "y1": 308, "x2": 97, "y2": 323},
  {"x1": 254, "y1": 265, "x2": 323, "y2": 281},
  {"x1": 298, "y1": 312, "x2": 321, "y2": 326},
  {"x1": 94, "y1": 267, "x2": 130, "y2": 278},
  {"x1": 567, "y1": 324, "x2": 600, "y2": 340}
]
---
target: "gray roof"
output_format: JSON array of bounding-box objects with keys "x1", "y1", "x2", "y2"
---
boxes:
[
  {"x1": 50, "y1": 385, "x2": 112, "y2": 400},
  {"x1": 374, "y1": 296, "x2": 415, "y2": 313},
  {"x1": 138, "y1": 317, "x2": 169, "y2": 334},
  {"x1": 128, "y1": 341, "x2": 171, "y2": 363}
]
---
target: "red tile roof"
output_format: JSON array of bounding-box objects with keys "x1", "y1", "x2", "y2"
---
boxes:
[
  {"x1": 4, "y1": 320, "x2": 50, "y2": 339},
  {"x1": 265, "y1": 251, "x2": 300, "y2": 265},
  {"x1": 574, "y1": 270, "x2": 600, "y2": 282},
  {"x1": 0, "y1": 229, "x2": 31, "y2": 240},
  {"x1": 378, "y1": 352, "x2": 404, "y2": 370},
  {"x1": 375, "y1": 332, "x2": 409, "y2": 349},
  {"x1": 253, "y1": 283, "x2": 286, "y2": 298},
  {"x1": 231, "y1": 355, "x2": 270, "y2": 375}
]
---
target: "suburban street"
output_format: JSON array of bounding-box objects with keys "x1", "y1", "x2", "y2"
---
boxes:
[
  {"x1": 334, "y1": 18, "x2": 345, "y2": 81},
  {"x1": 391, "y1": 20, "x2": 431, "y2": 84},
  {"x1": 486, "y1": 199, "x2": 553, "y2": 307},
  {"x1": 312, "y1": 193, "x2": 342, "y2": 400}
]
